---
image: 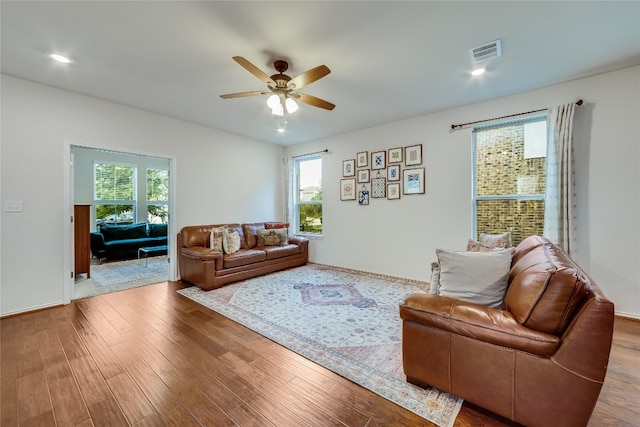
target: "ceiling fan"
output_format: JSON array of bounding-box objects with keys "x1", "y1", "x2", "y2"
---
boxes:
[{"x1": 220, "y1": 56, "x2": 335, "y2": 116}]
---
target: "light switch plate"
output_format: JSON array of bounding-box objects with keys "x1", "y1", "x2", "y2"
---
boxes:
[{"x1": 3, "y1": 201, "x2": 23, "y2": 213}]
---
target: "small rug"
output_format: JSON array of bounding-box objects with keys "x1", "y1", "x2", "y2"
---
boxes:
[
  {"x1": 178, "y1": 263, "x2": 463, "y2": 427},
  {"x1": 90, "y1": 257, "x2": 168, "y2": 286}
]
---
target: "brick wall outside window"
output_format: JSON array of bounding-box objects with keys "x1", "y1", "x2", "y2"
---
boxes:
[{"x1": 475, "y1": 123, "x2": 546, "y2": 246}]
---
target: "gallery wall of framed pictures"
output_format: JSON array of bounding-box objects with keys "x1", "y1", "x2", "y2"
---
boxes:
[{"x1": 341, "y1": 144, "x2": 425, "y2": 204}]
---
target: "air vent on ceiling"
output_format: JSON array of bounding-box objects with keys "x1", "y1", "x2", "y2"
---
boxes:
[{"x1": 470, "y1": 39, "x2": 502, "y2": 63}]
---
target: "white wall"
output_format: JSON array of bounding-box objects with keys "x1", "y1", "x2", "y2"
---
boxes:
[
  {"x1": 285, "y1": 66, "x2": 640, "y2": 317},
  {"x1": 1, "y1": 74, "x2": 283, "y2": 316}
]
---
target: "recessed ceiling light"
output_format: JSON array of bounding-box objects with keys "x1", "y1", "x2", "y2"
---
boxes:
[
  {"x1": 50, "y1": 53, "x2": 71, "y2": 64},
  {"x1": 276, "y1": 127, "x2": 286, "y2": 133},
  {"x1": 471, "y1": 68, "x2": 486, "y2": 76}
]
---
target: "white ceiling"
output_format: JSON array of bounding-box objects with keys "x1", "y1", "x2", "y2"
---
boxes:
[{"x1": 2, "y1": 1, "x2": 639, "y2": 146}]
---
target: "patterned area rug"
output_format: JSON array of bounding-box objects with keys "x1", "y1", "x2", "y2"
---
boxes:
[
  {"x1": 178, "y1": 263, "x2": 463, "y2": 427},
  {"x1": 91, "y1": 257, "x2": 168, "y2": 286}
]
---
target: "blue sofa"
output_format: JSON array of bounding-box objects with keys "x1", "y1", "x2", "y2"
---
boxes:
[{"x1": 90, "y1": 223, "x2": 167, "y2": 261}]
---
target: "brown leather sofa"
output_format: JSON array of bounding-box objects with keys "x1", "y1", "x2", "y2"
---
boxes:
[
  {"x1": 178, "y1": 223, "x2": 308, "y2": 291},
  {"x1": 400, "y1": 235, "x2": 614, "y2": 427}
]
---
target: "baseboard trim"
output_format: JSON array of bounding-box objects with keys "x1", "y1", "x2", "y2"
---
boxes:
[{"x1": 0, "y1": 302, "x2": 65, "y2": 319}]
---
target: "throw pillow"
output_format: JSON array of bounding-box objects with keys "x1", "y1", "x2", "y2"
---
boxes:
[
  {"x1": 257, "y1": 228, "x2": 288, "y2": 246},
  {"x1": 436, "y1": 248, "x2": 515, "y2": 309},
  {"x1": 479, "y1": 231, "x2": 512, "y2": 248},
  {"x1": 428, "y1": 261, "x2": 440, "y2": 295},
  {"x1": 223, "y1": 230, "x2": 241, "y2": 254},
  {"x1": 466, "y1": 239, "x2": 497, "y2": 252},
  {"x1": 265, "y1": 222, "x2": 289, "y2": 229},
  {"x1": 210, "y1": 226, "x2": 226, "y2": 252}
]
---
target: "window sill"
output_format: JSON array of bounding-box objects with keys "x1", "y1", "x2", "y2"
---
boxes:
[{"x1": 295, "y1": 232, "x2": 323, "y2": 240}]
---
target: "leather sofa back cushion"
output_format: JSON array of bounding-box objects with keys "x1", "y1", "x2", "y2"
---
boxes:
[
  {"x1": 100, "y1": 223, "x2": 147, "y2": 242},
  {"x1": 242, "y1": 223, "x2": 266, "y2": 248},
  {"x1": 505, "y1": 236, "x2": 591, "y2": 335}
]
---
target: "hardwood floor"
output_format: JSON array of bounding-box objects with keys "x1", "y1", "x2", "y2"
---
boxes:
[{"x1": 2, "y1": 281, "x2": 638, "y2": 426}]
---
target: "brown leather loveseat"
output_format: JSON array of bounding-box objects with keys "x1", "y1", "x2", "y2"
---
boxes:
[
  {"x1": 178, "y1": 223, "x2": 308, "y2": 290},
  {"x1": 400, "y1": 236, "x2": 614, "y2": 427}
]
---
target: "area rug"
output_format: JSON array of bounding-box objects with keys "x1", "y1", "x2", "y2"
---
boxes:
[
  {"x1": 178, "y1": 263, "x2": 463, "y2": 427},
  {"x1": 90, "y1": 256, "x2": 168, "y2": 287}
]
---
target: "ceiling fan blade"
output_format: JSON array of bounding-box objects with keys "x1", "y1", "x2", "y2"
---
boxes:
[
  {"x1": 232, "y1": 56, "x2": 276, "y2": 87},
  {"x1": 287, "y1": 65, "x2": 331, "y2": 90},
  {"x1": 220, "y1": 90, "x2": 270, "y2": 99},
  {"x1": 291, "y1": 92, "x2": 335, "y2": 110}
]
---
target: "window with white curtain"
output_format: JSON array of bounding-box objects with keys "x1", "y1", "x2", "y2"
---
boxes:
[
  {"x1": 293, "y1": 156, "x2": 323, "y2": 235},
  {"x1": 472, "y1": 116, "x2": 547, "y2": 246}
]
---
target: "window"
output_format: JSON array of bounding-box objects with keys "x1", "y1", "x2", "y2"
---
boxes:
[
  {"x1": 94, "y1": 162, "x2": 136, "y2": 227},
  {"x1": 146, "y1": 168, "x2": 169, "y2": 223},
  {"x1": 293, "y1": 156, "x2": 322, "y2": 235},
  {"x1": 472, "y1": 116, "x2": 547, "y2": 246}
]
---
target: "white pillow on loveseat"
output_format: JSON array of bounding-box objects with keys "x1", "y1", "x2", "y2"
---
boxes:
[{"x1": 434, "y1": 248, "x2": 514, "y2": 309}]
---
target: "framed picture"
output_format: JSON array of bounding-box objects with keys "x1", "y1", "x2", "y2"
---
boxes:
[
  {"x1": 405, "y1": 144, "x2": 423, "y2": 166},
  {"x1": 388, "y1": 147, "x2": 403, "y2": 164},
  {"x1": 356, "y1": 151, "x2": 369, "y2": 168},
  {"x1": 387, "y1": 165, "x2": 401, "y2": 181},
  {"x1": 343, "y1": 159, "x2": 355, "y2": 177},
  {"x1": 371, "y1": 151, "x2": 386, "y2": 170},
  {"x1": 357, "y1": 169, "x2": 370, "y2": 183},
  {"x1": 371, "y1": 174, "x2": 386, "y2": 198},
  {"x1": 403, "y1": 167, "x2": 425, "y2": 194},
  {"x1": 358, "y1": 185, "x2": 370, "y2": 205},
  {"x1": 340, "y1": 178, "x2": 356, "y2": 200},
  {"x1": 387, "y1": 183, "x2": 401, "y2": 200}
]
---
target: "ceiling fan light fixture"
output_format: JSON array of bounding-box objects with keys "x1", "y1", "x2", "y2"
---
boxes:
[
  {"x1": 285, "y1": 97, "x2": 298, "y2": 114},
  {"x1": 266, "y1": 94, "x2": 280, "y2": 109}
]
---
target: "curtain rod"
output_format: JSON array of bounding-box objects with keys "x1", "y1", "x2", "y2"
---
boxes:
[
  {"x1": 450, "y1": 99, "x2": 583, "y2": 131},
  {"x1": 291, "y1": 149, "x2": 329, "y2": 159}
]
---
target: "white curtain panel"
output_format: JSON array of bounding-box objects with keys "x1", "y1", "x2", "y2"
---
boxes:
[
  {"x1": 284, "y1": 157, "x2": 295, "y2": 227},
  {"x1": 544, "y1": 102, "x2": 576, "y2": 254}
]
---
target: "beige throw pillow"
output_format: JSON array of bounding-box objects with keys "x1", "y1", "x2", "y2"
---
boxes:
[
  {"x1": 479, "y1": 232, "x2": 512, "y2": 248},
  {"x1": 436, "y1": 248, "x2": 514, "y2": 309},
  {"x1": 223, "y1": 230, "x2": 241, "y2": 254}
]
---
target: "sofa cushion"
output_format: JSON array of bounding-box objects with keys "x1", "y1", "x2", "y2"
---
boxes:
[
  {"x1": 436, "y1": 248, "x2": 514, "y2": 309},
  {"x1": 257, "y1": 228, "x2": 288, "y2": 246},
  {"x1": 100, "y1": 223, "x2": 148, "y2": 242},
  {"x1": 261, "y1": 244, "x2": 300, "y2": 260},
  {"x1": 148, "y1": 223, "x2": 167, "y2": 237},
  {"x1": 242, "y1": 223, "x2": 266, "y2": 248},
  {"x1": 505, "y1": 236, "x2": 592, "y2": 335},
  {"x1": 223, "y1": 249, "x2": 267, "y2": 269}
]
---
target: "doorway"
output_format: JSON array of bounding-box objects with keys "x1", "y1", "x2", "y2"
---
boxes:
[{"x1": 65, "y1": 143, "x2": 177, "y2": 301}]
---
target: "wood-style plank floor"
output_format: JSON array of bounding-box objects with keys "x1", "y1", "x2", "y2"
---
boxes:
[{"x1": 1, "y1": 281, "x2": 638, "y2": 426}]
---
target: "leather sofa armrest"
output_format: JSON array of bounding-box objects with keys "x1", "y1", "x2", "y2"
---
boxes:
[
  {"x1": 180, "y1": 247, "x2": 223, "y2": 270},
  {"x1": 400, "y1": 293, "x2": 560, "y2": 356},
  {"x1": 287, "y1": 236, "x2": 309, "y2": 247}
]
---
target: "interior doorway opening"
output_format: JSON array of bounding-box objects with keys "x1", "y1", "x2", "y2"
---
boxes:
[{"x1": 68, "y1": 144, "x2": 175, "y2": 300}]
